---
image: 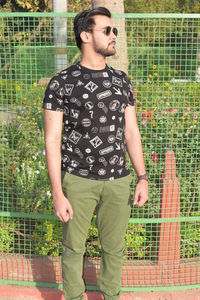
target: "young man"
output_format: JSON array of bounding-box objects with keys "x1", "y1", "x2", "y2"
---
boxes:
[{"x1": 43, "y1": 7, "x2": 148, "y2": 300}]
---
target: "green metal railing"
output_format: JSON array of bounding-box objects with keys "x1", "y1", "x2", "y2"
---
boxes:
[{"x1": 0, "y1": 13, "x2": 200, "y2": 292}]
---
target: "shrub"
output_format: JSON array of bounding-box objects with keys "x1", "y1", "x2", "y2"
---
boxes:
[
  {"x1": 1, "y1": 78, "x2": 199, "y2": 260},
  {"x1": 0, "y1": 217, "x2": 15, "y2": 252}
]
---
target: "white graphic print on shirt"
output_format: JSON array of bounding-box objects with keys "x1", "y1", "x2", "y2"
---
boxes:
[{"x1": 43, "y1": 62, "x2": 135, "y2": 180}]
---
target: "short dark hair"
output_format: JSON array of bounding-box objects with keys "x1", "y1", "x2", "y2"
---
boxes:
[{"x1": 73, "y1": 7, "x2": 111, "y2": 49}]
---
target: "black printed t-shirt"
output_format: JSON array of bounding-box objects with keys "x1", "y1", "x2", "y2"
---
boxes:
[{"x1": 43, "y1": 62, "x2": 135, "y2": 180}]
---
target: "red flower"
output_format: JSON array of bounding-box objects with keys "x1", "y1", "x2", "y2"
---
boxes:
[
  {"x1": 160, "y1": 173, "x2": 165, "y2": 179},
  {"x1": 169, "y1": 107, "x2": 173, "y2": 112},
  {"x1": 142, "y1": 110, "x2": 152, "y2": 121},
  {"x1": 151, "y1": 152, "x2": 158, "y2": 163},
  {"x1": 147, "y1": 111, "x2": 152, "y2": 119}
]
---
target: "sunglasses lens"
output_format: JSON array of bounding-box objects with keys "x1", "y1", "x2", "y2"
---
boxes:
[
  {"x1": 106, "y1": 26, "x2": 112, "y2": 35},
  {"x1": 104, "y1": 26, "x2": 118, "y2": 36},
  {"x1": 113, "y1": 27, "x2": 118, "y2": 36}
]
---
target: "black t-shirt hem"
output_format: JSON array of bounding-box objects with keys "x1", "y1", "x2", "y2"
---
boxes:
[{"x1": 61, "y1": 167, "x2": 130, "y2": 181}]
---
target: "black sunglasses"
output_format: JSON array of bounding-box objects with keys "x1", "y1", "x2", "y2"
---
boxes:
[
  {"x1": 103, "y1": 26, "x2": 118, "y2": 37},
  {"x1": 89, "y1": 26, "x2": 118, "y2": 37}
]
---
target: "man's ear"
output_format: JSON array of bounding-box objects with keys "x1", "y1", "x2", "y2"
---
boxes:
[{"x1": 80, "y1": 31, "x2": 91, "y2": 45}]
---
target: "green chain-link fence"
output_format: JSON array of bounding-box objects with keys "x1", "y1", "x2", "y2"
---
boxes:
[{"x1": 0, "y1": 12, "x2": 200, "y2": 292}]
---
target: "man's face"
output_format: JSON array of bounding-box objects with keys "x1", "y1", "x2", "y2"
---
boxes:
[{"x1": 89, "y1": 15, "x2": 117, "y2": 57}]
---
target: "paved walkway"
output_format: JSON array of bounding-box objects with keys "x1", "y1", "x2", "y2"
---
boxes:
[{"x1": 0, "y1": 285, "x2": 200, "y2": 300}]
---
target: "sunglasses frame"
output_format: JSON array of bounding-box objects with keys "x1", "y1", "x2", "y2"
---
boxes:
[
  {"x1": 104, "y1": 26, "x2": 118, "y2": 37},
  {"x1": 88, "y1": 26, "x2": 118, "y2": 37}
]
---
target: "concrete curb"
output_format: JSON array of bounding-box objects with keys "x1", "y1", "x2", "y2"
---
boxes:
[{"x1": 0, "y1": 285, "x2": 200, "y2": 300}]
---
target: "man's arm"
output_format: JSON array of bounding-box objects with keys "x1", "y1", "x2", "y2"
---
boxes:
[
  {"x1": 44, "y1": 109, "x2": 73, "y2": 222},
  {"x1": 125, "y1": 106, "x2": 148, "y2": 207}
]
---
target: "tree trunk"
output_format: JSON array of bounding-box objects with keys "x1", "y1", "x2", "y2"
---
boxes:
[
  {"x1": 91, "y1": 0, "x2": 128, "y2": 73},
  {"x1": 53, "y1": 0, "x2": 68, "y2": 72}
]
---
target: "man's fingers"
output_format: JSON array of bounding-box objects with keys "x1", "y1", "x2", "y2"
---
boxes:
[
  {"x1": 53, "y1": 197, "x2": 73, "y2": 222},
  {"x1": 57, "y1": 205, "x2": 73, "y2": 223},
  {"x1": 62, "y1": 212, "x2": 70, "y2": 223},
  {"x1": 134, "y1": 193, "x2": 148, "y2": 207},
  {"x1": 134, "y1": 192, "x2": 140, "y2": 205},
  {"x1": 57, "y1": 211, "x2": 70, "y2": 223},
  {"x1": 67, "y1": 205, "x2": 73, "y2": 220}
]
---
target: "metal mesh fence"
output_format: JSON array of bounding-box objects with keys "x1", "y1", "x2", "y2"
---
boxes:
[{"x1": 0, "y1": 12, "x2": 200, "y2": 291}]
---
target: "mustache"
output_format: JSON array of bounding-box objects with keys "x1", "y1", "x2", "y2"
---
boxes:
[{"x1": 109, "y1": 41, "x2": 116, "y2": 46}]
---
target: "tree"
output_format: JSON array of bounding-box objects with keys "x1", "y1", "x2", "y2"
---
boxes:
[{"x1": 0, "y1": 0, "x2": 52, "y2": 12}]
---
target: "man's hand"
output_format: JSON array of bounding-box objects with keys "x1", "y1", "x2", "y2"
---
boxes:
[
  {"x1": 53, "y1": 194, "x2": 73, "y2": 223},
  {"x1": 133, "y1": 180, "x2": 148, "y2": 207}
]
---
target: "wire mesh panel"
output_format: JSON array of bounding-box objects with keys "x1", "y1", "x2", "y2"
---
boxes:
[{"x1": 0, "y1": 12, "x2": 200, "y2": 291}]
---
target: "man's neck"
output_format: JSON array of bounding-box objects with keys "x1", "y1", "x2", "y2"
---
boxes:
[{"x1": 80, "y1": 55, "x2": 106, "y2": 70}]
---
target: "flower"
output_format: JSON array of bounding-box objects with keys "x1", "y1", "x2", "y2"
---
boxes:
[
  {"x1": 42, "y1": 149, "x2": 46, "y2": 156},
  {"x1": 160, "y1": 173, "x2": 165, "y2": 179},
  {"x1": 169, "y1": 108, "x2": 173, "y2": 112},
  {"x1": 173, "y1": 108, "x2": 178, "y2": 114},
  {"x1": 141, "y1": 119, "x2": 147, "y2": 127},
  {"x1": 154, "y1": 72, "x2": 158, "y2": 76},
  {"x1": 46, "y1": 191, "x2": 51, "y2": 197},
  {"x1": 142, "y1": 110, "x2": 152, "y2": 120},
  {"x1": 17, "y1": 85, "x2": 21, "y2": 91},
  {"x1": 33, "y1": 82, "x2": 37, "y2": 87},
  {"x1": 153, "y1": 65, "x2": 157, "y2": 69},
  {"x1": 151, "y1": 151, "x2": 158, "y2": 163},
  {"x1": 165, "y1": 82, "x2": 169, "y2": 87},
  {"x1": 148, "y1": 74, "x2": 152, "y2": 79},
  {"x1": 147, "y1": 111, "x2": 152, "y2": 119}
]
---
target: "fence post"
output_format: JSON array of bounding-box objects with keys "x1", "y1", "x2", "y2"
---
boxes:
[{"x1": 158, "y1": 150, "x2": 181, "y2": 272}]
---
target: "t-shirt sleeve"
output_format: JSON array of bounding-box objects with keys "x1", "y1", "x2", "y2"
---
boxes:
[
  {"x1": 43, "y1": 75, "x2": 64, "y2": 112},
  {"x1": 125, "y1": 74, "x2": 135, "y2": 107}
]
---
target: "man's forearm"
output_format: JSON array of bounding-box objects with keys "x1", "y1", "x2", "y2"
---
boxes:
[
  {"x1": 126, "y1": 128, "x2": 146, "y2": 176},
  {"x1": 45, "y1": 139, "x2": 63, "y2": 197}
]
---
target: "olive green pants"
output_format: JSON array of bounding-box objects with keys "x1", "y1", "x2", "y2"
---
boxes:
[{"x1": 61, "y1": 172, "x2": 132, "y2": 300}]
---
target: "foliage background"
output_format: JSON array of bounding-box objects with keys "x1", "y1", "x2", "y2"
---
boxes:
[
  {"x1": 0, "y1": 0, "x2": 200, "y2": 267},
  {"x1": 1, "y1": 0, "x2": 200, "y2": 13}
]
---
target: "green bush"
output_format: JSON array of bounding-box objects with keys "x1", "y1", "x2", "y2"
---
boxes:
[
  {"x1": 32, "y1": 219, "x2": 63, "y2": 256},
  {"x1": 1, "y1": 79, "x2": 200, "y2": 260},
  {"x1": 181, "y1": 214, "x2": 200, "y2": 259},
  {"x1": 0, "y1": 217, "x2": 15, "y2": 252},
  {"x1": 0, "y1": 79, "x2": 23, "y2": 106}
]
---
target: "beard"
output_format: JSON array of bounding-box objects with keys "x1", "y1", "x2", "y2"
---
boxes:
[{"x1": 93, "y1": 39, "x2": 116, "y2": 57}]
